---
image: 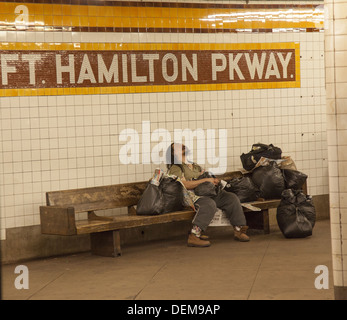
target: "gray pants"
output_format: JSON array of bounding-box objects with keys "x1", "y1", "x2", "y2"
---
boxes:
[{"x1": 192, "y1": 190, "x2": 246, "y2": 231}]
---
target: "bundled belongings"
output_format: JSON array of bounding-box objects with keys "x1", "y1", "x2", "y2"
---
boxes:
[
  {"x1": 278, "y1": 156, "x2": 297, "y2": 171},
  {"x1": 193, "y1": 171, "x2": 226, "y2": 197},
  {"x1": 136, "y1": 169, "x2": 184, "y2": 215},
  {"x1": 194, "y1": 181, "x2": 217, "y2": 197},
  {"x1": 251, "y1": 161, "x2": 285, "y2": 199},
  {"x1": 276, "y1": 189, "x2": 316, "y2": 238},
  {"x1": 240, "y1": 143, "x2": 282, "y2": 171},
  {"x1": 282, "y1": 169, "x2": 308, "y2": 191},
  {"x1": 193, "y1": 171, "x2": 217, "y2": 197},
  {"x1": 136, "y1": 181, "x2": 164, "y2": 215},
  {"x1": 160, "y1": 175, "x2": 184, "y2": 212},
  {"x1": 224, "y1": 175, "x2": 260, "y2": 202}
]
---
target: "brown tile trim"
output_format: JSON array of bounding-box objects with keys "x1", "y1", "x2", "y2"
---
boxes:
[
  {"x1": 0, "y1": 25, "x2": 323, "y2": 33},
  {"x1": 1, "y1": 0, "x2": 322, "y2": 10}
]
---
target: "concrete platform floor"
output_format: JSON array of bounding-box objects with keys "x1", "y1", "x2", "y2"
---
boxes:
[{"x1": 1, "y1": 219, "x2": 334, "y2": 300}]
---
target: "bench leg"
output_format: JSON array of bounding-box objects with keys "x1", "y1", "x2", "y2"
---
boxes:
[
  {"x1": 90, "y1": 230, "x2": 122, "y2": 257},
  {"x1": 244, "y1": 210, "x2": 270, "y2": 234},
  {"x1": 262, "y1": 209, "x2": 270, "y2": 234}
]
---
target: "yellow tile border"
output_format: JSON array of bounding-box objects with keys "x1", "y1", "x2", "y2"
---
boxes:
[
  {"x1": 0, "y1": 80, "x2": 301, "y2": 97},
  {"x1": 0, "y1": 41, "x2": 298, "y2": 52},
  {"x1": 1, "y1": 2, "x2": 324, "y2": 31}
]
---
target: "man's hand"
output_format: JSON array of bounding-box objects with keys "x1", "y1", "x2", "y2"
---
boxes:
[
  {"x1": 206, "y1": 177, "x2": 220, "y2": 186},
  {"x1": 182, "y1": 177, "x2": 220, "y2": 190}
]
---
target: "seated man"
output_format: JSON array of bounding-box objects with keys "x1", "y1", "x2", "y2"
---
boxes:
[{"x1": 166, "y1": 143, "x2": 249, "y2": 247}]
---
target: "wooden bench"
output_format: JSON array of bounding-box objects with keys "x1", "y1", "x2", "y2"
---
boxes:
[{"x1": 40, "y1": 171, "x2": 307, "y2": 257}]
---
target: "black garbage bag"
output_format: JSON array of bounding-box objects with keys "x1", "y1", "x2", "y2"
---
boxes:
[
  {"x1": 194, "y1": 171, "x2": 220, "y2": 197},
  {"x1": 224, "y1": 175, "x2": 260, "y2": 202},
  {"x1": 276, "y1": 189, "x2": 316, "y2": 238},
  {"x1": 194, "y1": 181, "x2": 217, "y2": 197},
  {"x1": 251, "y1": 161, "x2": 285, "y2": 199},
  {"x1": 136, "y1": 177, "x2": 183, "y2": 215},
  {"x1": 136, "y1": 183, "x2": 165, "y2": 215},
  {"x1": 282, "y1": 169, "x2": 308, "y2": 190},
  {"x1": 160, "y1": 176, "x2": 184, "y2": 213},
  {"x1": 295, "y1": 191, "x2": 316, "y2": 228},
  {"x1": 240, "y1": 143, "x2": 282, "y2": 171}
]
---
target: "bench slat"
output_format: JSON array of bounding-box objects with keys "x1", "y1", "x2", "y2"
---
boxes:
[
  {"x1": 75, "y1": 210, "x2": 196, "y2": 234},
  {"x1": 242, "y1": 199, "x2": 281, "y2": 211},
  {"x1": 46, "y1": 181, "x2": 148, "y2": 213}
]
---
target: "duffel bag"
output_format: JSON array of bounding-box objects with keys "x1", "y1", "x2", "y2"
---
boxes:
[{"x1": 240, "y1": 143, "x2": 282, "y2": 171}]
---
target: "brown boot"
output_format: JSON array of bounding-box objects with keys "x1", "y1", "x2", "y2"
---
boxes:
[
  {"x1": 187, "y1": 233, "x2": 211, "y2": 247},
  {"x1": 200, "y1": 233, "x2": 209, "y2": 241},
  {"x1": 234, "y1": 226, "x2": 250, "y2": 242},
  {"x1": 187, "y1": 230, "x2": 209, "y2": 240}
]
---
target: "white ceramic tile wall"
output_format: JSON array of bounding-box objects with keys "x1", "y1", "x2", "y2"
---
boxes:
[
  {"x1": 0, "y1": 1, "x2": 328, "y2": 241},
  {"x1": 325, "y1": 0, "x2": 347, "y2": 290}
]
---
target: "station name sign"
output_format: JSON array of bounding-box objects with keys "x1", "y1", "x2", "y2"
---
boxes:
[{"x1": 0, "y1": 43, "x2": 300, "y2": 95}]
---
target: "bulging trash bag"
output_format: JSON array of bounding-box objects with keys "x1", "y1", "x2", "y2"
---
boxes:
[
  {"x1": 194, "y1": 171, "x2": 220, "y2": 197},
  {"x1": 194, "y1": 181, "x2": 217, "y2": 197},
  {"x1": 282, "y1": 169, "x2": 308, "y2": 190},
  {"x1": 160, "y1": 176, "x2": 184, "y2": 213},
  {"x1": 276, "y1": 189, "x2": 316, "y2": 238},
  {"x1": 136, "y1": 183, "x2": 165, "y2": 215},
  {"x1": 136, "y1": 176, "x2": 183, "y2": 215},
  {"x1": 224, "y1": 176, "x2": 260, "y2": 202},
  {"x1": 251, "y1": 161, "x2": 285, "y2": 199},
  {"x1": 295, "y1": 191, "x2": 316, "y2": 229}
]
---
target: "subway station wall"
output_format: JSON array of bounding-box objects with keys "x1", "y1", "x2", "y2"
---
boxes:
[{"x1": 0, "y1": 1, "x2": 327, "y2": 241}]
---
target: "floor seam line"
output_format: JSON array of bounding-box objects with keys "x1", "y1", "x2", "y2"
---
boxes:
[
  {"x1": 133, "y1": 262, "x2": 167, "y2": 300},
  {"x1": 246, "y1": 240, "x2": 271, "y2": 300},
  {"x1": 26, "y1": 272, "x2": 65, "y2": 300}
]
